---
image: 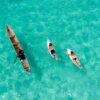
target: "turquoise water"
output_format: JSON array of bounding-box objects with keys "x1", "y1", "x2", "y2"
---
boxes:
[{"x1": 0, "y1": 0, "x2": 100, "y2": 100}]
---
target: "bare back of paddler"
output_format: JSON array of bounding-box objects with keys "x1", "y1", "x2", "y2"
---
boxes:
[
  {"x1": 69, "y1": 51, "x2": 77, "y2": 60},
  {"x1": 69, "y1": 51, "x2": 80, "y2": 65}
]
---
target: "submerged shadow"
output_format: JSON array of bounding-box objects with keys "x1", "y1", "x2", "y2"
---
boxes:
[
  {"x1": 56, "y1": 48, "x2": 69, "y2": 69},
  {"x1": 20, "y1": 40, "x2": 43, "y2": 80}
]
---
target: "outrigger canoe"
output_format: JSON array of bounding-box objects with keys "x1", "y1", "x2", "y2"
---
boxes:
[
  {"x1": 6, "y1": 25, "x2": 30, "y2": 72},
  {"x1": 67, "y1": 48, "x2": 82, "y2": 69},
  {"x1": 47, "y1": 39, "x2": 58, "y2": 60}
]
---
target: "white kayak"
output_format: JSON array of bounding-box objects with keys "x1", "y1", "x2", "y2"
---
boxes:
[
  {"x1": 67, "y1": 48, "x2": 82, "y2": 69},
  {"x1": 6, "y1": 25, "x2": 30, "y2": 72},
  {"x1": 47, "y1": 40, "x2": 58, "y2": 60}
]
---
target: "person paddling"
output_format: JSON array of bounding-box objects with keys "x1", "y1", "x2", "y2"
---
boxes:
[
  {"x1": 67, "y1": 49, "x2": 82, "y2": 68},
  {"x1": 47, "y1": 40, "x2": 58, "y2": 60}
]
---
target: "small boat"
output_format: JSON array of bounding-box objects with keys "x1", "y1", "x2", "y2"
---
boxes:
[
  {"x1": 6, "y1": 25, "x2": 30, "y2": 72},
  {"x1": 67, "y1": 48, "x2": 82, "y2": 69},
  {"x1": 47, "y1": 39, "x2": 58, "y2": 60}
]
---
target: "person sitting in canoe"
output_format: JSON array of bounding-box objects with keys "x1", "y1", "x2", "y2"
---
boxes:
[
  {"x1": 17, "y1": 49, "x2": 30, "y2": 72},
  {"x1": 67, "y1": 49, "x2": 81, "y2": 68},
  {"x1": 48, "y1": 43, "x2": 56, "y2": 58},
  {"x1": 47, "y1": 39, "x2": 58, "y2": 60},
  {"x1": 69, "y1": 51, "x2": 77, "y2": 61},
  {"x1": 18, "y1": 50, "x2": 26, "y2": 61}
]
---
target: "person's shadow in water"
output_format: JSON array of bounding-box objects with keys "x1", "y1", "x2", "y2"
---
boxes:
[{"x1": 20, "y1": 39, "x2": 43, "y2": 80}]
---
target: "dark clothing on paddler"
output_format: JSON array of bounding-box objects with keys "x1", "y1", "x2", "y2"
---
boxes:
[
  {"x1": 51, "y1": 49, "x2": 55, "y2": 55},
  {"x1": 18, "y1": 50, "x2": 26, "y2": 60}
]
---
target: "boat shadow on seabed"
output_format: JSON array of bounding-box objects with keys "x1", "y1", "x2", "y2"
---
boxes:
[{"x1": 20, "y1": 39, "x2": 43, "y2": 80}]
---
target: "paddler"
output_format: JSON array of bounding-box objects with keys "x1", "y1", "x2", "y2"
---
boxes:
[{"x1": 47, "y1": 41, "x2": 58, "y2": 60}]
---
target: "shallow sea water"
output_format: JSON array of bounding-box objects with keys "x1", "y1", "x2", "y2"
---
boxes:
[{"x1": 0, "y1": 0, "x2": 100, "y2": 100}]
